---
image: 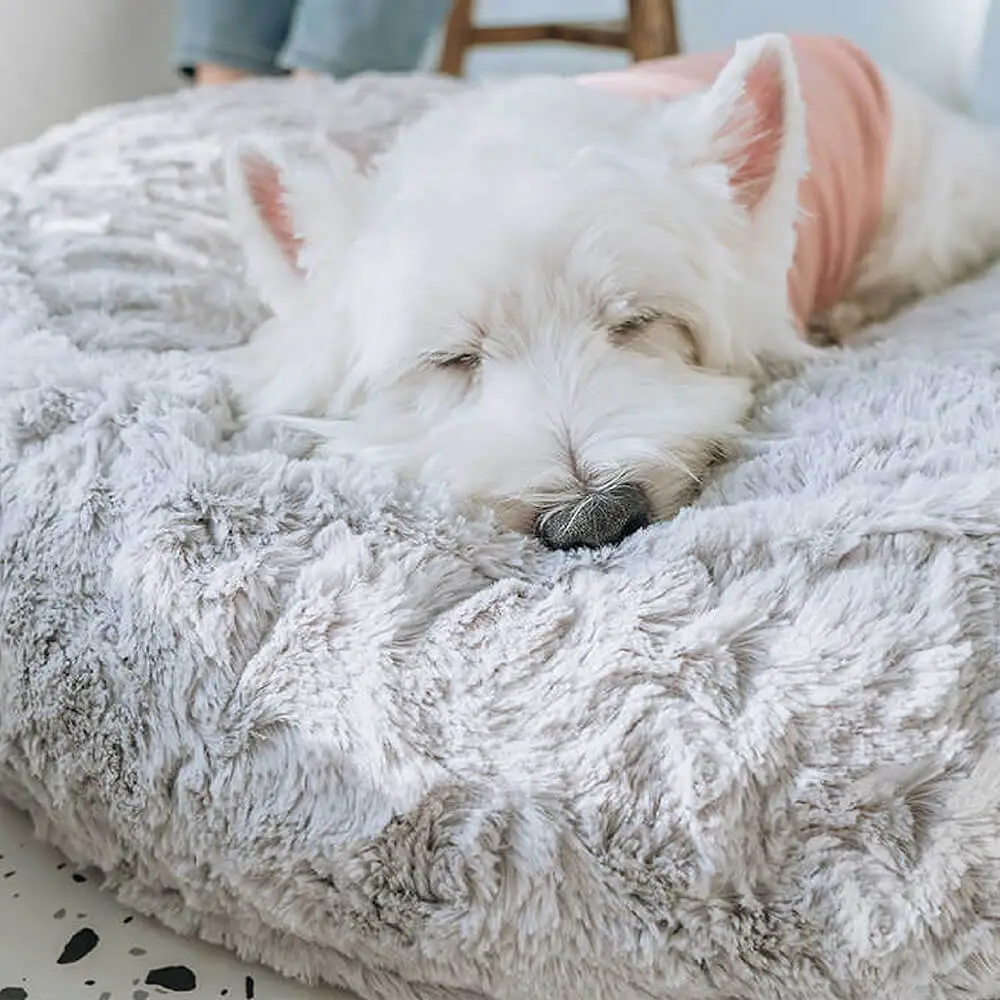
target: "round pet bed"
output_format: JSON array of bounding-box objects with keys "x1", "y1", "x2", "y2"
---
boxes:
[{"x1": 2, "y1": 73, "x2": 1000, "y2": 1000}]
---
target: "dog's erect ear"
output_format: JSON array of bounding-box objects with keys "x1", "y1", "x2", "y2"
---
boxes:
[
  {"x1": 697, "y1": 34, "x2": 806, "y2": 238},
  {"x1": 225, "y1": 136, "x2": 364, "y2": 315}
]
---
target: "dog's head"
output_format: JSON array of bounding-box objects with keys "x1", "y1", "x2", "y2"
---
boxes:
[{"x1": 226, "y1": 34, "x2": 807, "y2": 549}]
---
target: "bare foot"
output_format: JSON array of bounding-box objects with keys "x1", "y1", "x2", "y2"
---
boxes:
[{"x1": 195, "y1": 63, "x2": 252, "y2": 86}]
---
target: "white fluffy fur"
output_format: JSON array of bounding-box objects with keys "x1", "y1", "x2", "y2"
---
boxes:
[{"x1": 223, "y1": 34, "x2": 1000, "y2": 547}]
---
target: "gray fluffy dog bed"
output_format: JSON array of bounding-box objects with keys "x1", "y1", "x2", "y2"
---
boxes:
[{"x1": 3, "y1": 74, "x2": 1000, "y2": 1000}]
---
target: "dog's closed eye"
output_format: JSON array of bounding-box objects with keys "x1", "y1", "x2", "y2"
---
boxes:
[
  {"x1": 608, "y1": 308, "x2": 700, "y2": 364},
  {"x1": 426, "y1": 351, "x2": 482, "y2": 372},
  {"x1": 608, "y1": 308, "x2": 666, "y2": 343}
]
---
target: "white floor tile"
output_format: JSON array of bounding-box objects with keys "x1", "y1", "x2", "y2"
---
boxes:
[{"x1": 0, "y1": 800, "x2": 358, "y2": 1000}]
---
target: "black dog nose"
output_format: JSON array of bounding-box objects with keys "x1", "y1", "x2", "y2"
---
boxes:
[{"x1": 535, "y1": 483, "x2": 651, "y2": 550}]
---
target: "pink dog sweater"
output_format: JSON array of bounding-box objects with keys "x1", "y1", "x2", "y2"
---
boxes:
[{"x1": 577, "y1": 36, "x2": 893, "y2": 328}]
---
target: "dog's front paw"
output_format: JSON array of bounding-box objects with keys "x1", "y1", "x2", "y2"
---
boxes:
[{"x1": 808, "y1": 300, "x2": 866, "y2": 345}]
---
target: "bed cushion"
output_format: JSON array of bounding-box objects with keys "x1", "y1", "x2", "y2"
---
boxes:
[{"x1": 3, "y1": 74, "x2": 1000, "y2": 1000}]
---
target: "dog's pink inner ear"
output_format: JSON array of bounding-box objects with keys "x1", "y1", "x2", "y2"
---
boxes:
[
  {"x1": 719, "y1": 49, "x2": 787, "y2": 215},
  {"x1": 243, "y1": 153, "x2": 304, "y2": 271}
]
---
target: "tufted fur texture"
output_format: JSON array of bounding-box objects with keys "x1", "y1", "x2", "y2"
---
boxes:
[{"x1": 4, "y1": 75, "x2": 1000, "y2": 1000}]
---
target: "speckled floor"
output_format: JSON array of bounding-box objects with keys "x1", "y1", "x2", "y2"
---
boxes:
[{"x1": 0, "y1": 800, "x2": 359, "y2": 1000}]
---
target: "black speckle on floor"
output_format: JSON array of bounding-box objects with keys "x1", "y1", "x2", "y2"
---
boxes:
[
  {"x1": 129, "y1": 946, "x2": 147, "y2": 956},
  {"x1": 53, "y1": 908, "x2": 66, "y2": 919},
  {"x1": 71, "y1": 873, "x2": 88, "y2": 884},
  {"x1": 56, "y1": 927, "x2": 100, "y2": 964},
  {"x1": 145, "y1": 966, "x2": 197, "y2": 993},
  {"x1": 11, "y1": 892, "x2": 18, "y2": 899},
  {"x1": 221, "y1": 991, "x2": 228, "y2": 997},
  {"x1": 99, "y1": 993, "x2": 111, "y2": 1000},
  {"x1": 3, "y1": 870, "x2": 15, "y2": 878},
  {"x1": 76, "y1": 912, "x2": 86, "y2": 919},
  {"x1": 56, "y1": 863, "x2": 67, "y2": 871},
  {"x1": 245, "y1": 975, "x2": 255, "y2": 999},
  {"x1": 84, "y1": 980, "x2": 95, "y2": 987},
  {"x1": 123, "y1": 915, "x2": 134, "y2": 925},
  {"x1": 132, "y1": 992, "x2": 149, "y2": 1000},
  {"x1": 0, "y1": 988, "x2": 28, "y2": 1000}
]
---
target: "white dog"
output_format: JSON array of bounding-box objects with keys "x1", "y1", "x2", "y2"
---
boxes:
[{"x1": 222, "y1": 33, "x2": 1000, "y2": 549}]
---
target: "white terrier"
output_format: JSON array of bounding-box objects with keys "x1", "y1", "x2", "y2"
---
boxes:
[{"x1": 223, "y1": 33, "x2": 1000, "y2": 549}]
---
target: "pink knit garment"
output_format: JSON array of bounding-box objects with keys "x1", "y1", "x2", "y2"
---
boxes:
[{"x1": 577, "y1": 36, "x2": 893, "y2": 328}]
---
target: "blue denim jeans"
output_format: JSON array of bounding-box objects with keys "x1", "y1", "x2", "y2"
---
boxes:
[{"x1": 174, "y1": 0, "x2": 451, "y2": 78}]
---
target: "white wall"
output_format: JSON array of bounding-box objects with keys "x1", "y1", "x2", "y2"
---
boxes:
[
  {"x1": 972, "y1": 0, "x2": 1000, "y2": 119},
  {"x1": 0, "y1": 0, "x2": 992, "y2": 151},
  {"x1": 470, "y1": 0, "x2": 993, "y2": 109},
  {"x1": 0, "y1": 0, "x2": 177, "y2": 149},
  {"x1": 675, "y1": 0, "x2": 992, "y2": 110}
]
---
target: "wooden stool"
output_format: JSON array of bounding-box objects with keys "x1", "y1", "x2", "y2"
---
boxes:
[{"x1": 439, "y1": 0, "x2": 680, "y2": 77}]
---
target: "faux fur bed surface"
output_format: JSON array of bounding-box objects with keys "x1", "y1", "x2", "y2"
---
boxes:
[{"x1": 3, "y1": 74, "x2": 1000, "y2": 1000}]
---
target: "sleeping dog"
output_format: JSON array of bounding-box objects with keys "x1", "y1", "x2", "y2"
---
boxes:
[{"x1": 223, "y1": 34, "x2": 1000, "y2": 548}]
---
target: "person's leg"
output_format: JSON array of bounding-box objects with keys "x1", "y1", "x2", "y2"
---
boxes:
[
  {"x1": 173, "y1": 0, "x2": 298, "y2": 83},
  {"x1": 279, "y1": 0, "x2": 452, "y2": 77},
  {"x1": 195, "y1": 64, "x2": 252, "y2": 86}
]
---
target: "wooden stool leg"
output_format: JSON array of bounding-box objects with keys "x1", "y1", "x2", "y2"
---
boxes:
[
  {"x1": 628, "y1": 0, "x2": 679, "y2": 61},
  {"x1": 439, "y1": 0, "x2": 474, "y2": 76}
]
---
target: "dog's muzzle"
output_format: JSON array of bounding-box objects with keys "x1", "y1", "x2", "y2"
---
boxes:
[{"x1": 535, "y1": 483, "x2": 651, "y2": 550}]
